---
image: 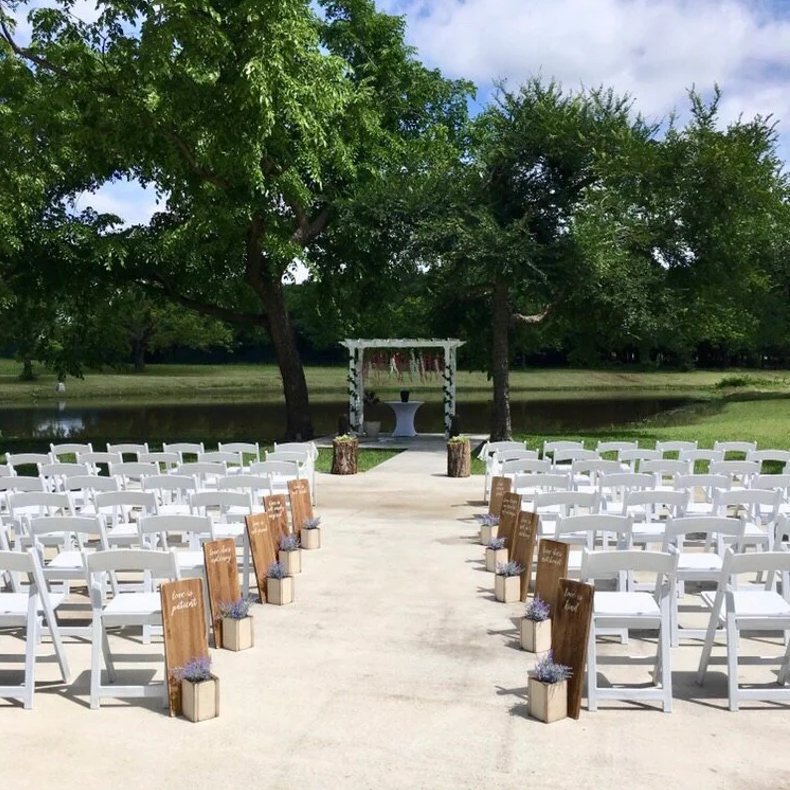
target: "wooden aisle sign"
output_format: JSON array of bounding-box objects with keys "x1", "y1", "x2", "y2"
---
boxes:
[
  {"x1": 551, "y1": 578, "x2": 594, "y2": 719},
  {"x1": 287, "y1": 479, "x2": 313, "y2": 537},
  {"x1": 488, "y1": 476, "x2": 512, "y2": 518},
  {"x1": 161, "y1": 578, "x2": 209, "y2": 717},
  {"x1": 245, "y1": 512, "x2": 277, "y2": 603},
  {"x1": 497, "y1": 492, "x2": 522, "y2": 560},
  {"x1": 511, "y1": 511, "x2": 539, "y2": 602},
  {"x1": 264, "y1": 494, "x2": 290, "y2": 542},
  {"x1": 534, "y1": 539, "x2": 570, "y2": 617},
  {"x1": 203, "y1": 538, "x2": 241, "y2": 648}
]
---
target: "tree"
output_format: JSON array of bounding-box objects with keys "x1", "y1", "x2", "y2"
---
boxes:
[
  {"x1": 414, "y1": 80, "x2": 650, "y2": 438},
  {"x1": 0, "y1": 0, "x2": 470, "y2": 438}
]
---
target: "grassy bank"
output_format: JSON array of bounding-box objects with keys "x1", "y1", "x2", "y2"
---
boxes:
[{"x1": 0, "y1": 359, "x2": 787, "y2": 404}]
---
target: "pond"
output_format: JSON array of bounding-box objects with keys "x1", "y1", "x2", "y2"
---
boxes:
[{"x1": 0, "y1": 393, "x2": 696, "y2": 442}]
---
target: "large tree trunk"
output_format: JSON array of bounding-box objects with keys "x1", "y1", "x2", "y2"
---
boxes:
[
  {"x1": 258, "y1": 277, "x2": 314, "y2": 441},
  {"x1": 490, "y1": 278, "x2": 512, "y2": 440},
  {"x1": 132, "y1": 336, "x2": 146, "y2": 372},
  {"x1": 20, "y1": 357, "x2": 34, "y2": 381}
]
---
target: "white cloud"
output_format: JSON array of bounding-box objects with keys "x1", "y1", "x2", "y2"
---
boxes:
[
  {"x1": 72, "y1": 179, "x2": 161, "y2": 226},
  {"x1": 384, "y1": 0, "x2": 790, "y2": 157}
]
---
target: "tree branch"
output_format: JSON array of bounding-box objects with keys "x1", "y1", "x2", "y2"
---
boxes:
[
  {"x1": 145, "y1": 274, "x2": 266, "y2": 327},
  {"x1": 511, "y1": 301, "x2": 559, "y2": 326},
  {"x1": 289, "y1": 200, "x2": 330, "y2": 246},
  {"x1": 162, "y1": 129, "x2": 231, "y2": 191},
  {"x1": 0, "y1": 17, "x2": 69, "y2": 76}
]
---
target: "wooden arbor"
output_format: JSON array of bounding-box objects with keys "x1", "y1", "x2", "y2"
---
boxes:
[{"x1": 340, "y1": 338, "x2": 464, "y2": 437}]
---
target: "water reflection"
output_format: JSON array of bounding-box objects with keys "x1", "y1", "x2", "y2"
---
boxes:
[{"x1": 0, "y1": 395, "x2": 695, "y2": 442}]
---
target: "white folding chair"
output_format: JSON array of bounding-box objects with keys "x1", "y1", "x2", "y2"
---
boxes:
[
  {"x1": 713, "y1": 488, "x2": 782, "y2": 551},
  {"x1": 662, "y1": 516, "x2": 746, "y2": 645},
  {"x1": 713, "y1": 441, "x2": 757, "y2": 460},
  {"x1": 533, "y1": 490, "x2": 599, "y2": 537},
  {"x1": 502, "y1": 458, "x2": 552, "y2": 482},
  {"x1": 141, "y1": 474, "x2": 197, "y2": 516},
  {"x1": 598, "y1": 472, "x2": 654, "y2": 515},
  {"x1": 710, "y1": 460, "x2": 760, "y2": 488},
  {"x1": 106, "y1": 442, "x2": 149, "y2": 460},
  {"x1": 696, "y1": 548, "x2": 790, "y2": 711},
  {"x1": 747, "y1": 449, "x2": 790, "y2": 474},
  {"x1": 618, "y1": 448, "x2": 661, "y2": 473},
  {"x1": 640, "y1": 459, "x2": 690, "y2": 490},
  {"x1": 63, "y1": 474, "x2": 119, "y2": 515},
  {"x1": 623, "y1": 489, "x2": 688, "y2": 548},
  {"x1": 109, "y1": 461, "x2": 159, "y2": 490},
  {"x1": 218, "y1": 442, "x2": 261, "y2": 473},
  {"x1": 177, "y1": 462, "x2": 227, "y2": 490},
  {"x1": 478, "y1": 441, "x2": 527, "y2": 501},
  {"x1": 86, "y1": 549, "x2": 180, "y2": 709},
  {"x1": 678, "y1": 449, "x2": 725, "y2": 473},
  {"x1": 555, "y1": 514, "x2": 633, "y2": 577},
  {"x1": 572, "y1": 459, "x2": 622, "y2": 492},
  {"x1": 674, "y1": 473, "x2": 730, "y2": 516},
  {"x1": 0, "y1": 549, "x2": 70, "y2": 708},
  {"x1": 542, "y1": 440, "x2": 584, "y2": 463},
  {"x1": 95, "y1": 490, "x2": 158, "y2": 547},
  {"x1": 582, "y1": 548, "x2": 678, "y2": 713},
  {"x1": 250, "y1": 461, "x2": 298, "y2": 495},
  {"x1": 655, "y1": 440, "x2": 697, "y2": 458},
  {"x1": 6, "y1": 453, "x2": 52, "y2": 474},
  {"x1": 38, "y1": 462, "x2": 91, "y2": 493},
  {"x1": 216, "y1": 475, "x2": 270, "y2": 511},
  {"x1": 266, "y1": 450, "x2": 316, "y2": 503},
  {"x1": 50, "y1": 443, "x2": 93, "y2": 462},
  {"x1": 7, "y1": 492, "x2": 74, "y2": 541},
  {"x1": 595, "y1": 440, "x2": 638, "y2": 459},
  {"x1": 77, "y1": 451, "x2": 122, "y2": 475},
  {"x1": 163, "y1": 442, "x2": 205, "y2": 464},
  {"x1": 138, "y1": 452, "x2": 180, "y2": 474}
]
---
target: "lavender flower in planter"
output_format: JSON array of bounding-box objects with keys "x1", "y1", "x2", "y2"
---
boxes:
[
  {"x1": 496, "y1": 560, "x2": 524, "y2": 577},
  {"x1": 175, "y1": 655, "x2": 212, "y2": 683},
  {"x1": 303, "y1": 517, "x2": 321, "y2": 530},
  {"x1": 475, "y1": 513, "x2": 500, "y2": 527},
  {"x1": 486, "y1": 536, "x2": 506, "y2": 550},
  {"x1": 525, "y1": 595, "x2": 551, "y2": 622},
  {"x1": 279, "y1": 534, "x2": 300, "y2": 551},
  {"x1": 531, "y1": 650, "x2": 572, "y2": 684},
  {"x1": 219, "y1": 597, "x2": 252, "y2": 620},
  {"x1": 267, "y1": 561, "x2": 289, "y2": 579}
]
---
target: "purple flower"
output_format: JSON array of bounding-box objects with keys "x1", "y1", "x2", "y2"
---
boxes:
[
  {"x1": 525, "y1": 595, "x2": 551, "y2": 622},
  {"x1": 219, "y1": 597, "x2": 252, "y2": 620},
  {"x1": 530, "y1": 650, "x2": 572, "y2": 684},
  {"x1": 175, "y1": 655, "x2": 212, "y2": 683}
]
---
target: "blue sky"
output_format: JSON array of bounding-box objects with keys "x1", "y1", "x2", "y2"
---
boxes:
[{"x1": 12, "y1": 0, "x2": 790, "y2": 225}]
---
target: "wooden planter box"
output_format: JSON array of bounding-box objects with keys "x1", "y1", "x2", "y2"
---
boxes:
[
  {"x1": 520, "y1": 618, "x2": 552, "y2": 653},
  {"x1": 279, "y1": 548, "x2": 302, "y2": 575},
  {"x1": 528, "y1": 678, "x2": 567, "y2": 723},
  {"x1": 331, "y1": 438, "x2": 358, "y2": 475},
  {"x1": 266, "y1": 576, "x2": 294, "y2": 605},
  {"x1": 447, "y1": 439, "x2": 471, "y2": 477},
  {"x1": 181, "y1": 675, "x2": 220, "y2": 722},
  {"x1": 485, "y1": 546, "x2": 508, "y2": 573},
  {"x1": 479, "y1": 523, "x2": 498, "y2": 545},
  {"x1": 494, "y1": 574, "x2": 520, "y2": 603},
  {"x1": 301, "y1": 528, "x2": 321, "y2": 550},
  {"x1": 222, "y1": 616, "x2": 254, "y2": 651}
]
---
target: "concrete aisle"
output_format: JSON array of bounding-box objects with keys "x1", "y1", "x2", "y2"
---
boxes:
[{"x1": 2, "y1": 449, "x2": 789, "y2": 790}]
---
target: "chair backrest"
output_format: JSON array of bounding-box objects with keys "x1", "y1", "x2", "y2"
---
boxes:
[
  {"x1": 713, "y1": 487, "x2": 782, "y2": 523},
  {"x1": 137, "y1": 514, "x2": 214, "y2": 549},
  {"x1": 250, "y1": 461, "x2": 299, "y2": 477},
  {"x1": 719, "y1": 546, "x2": 790, "y2": 579},
  {"x1": 190, "y1": 490, "x2": 253, "y2": 517},
  {"x1": 8, "y1": 491, "x2": 73, "y2": 516},
  {"x1": 95, "y1": 490, "x2": 158, "y2": 523},
  {"x1": 572, "y1": 459, "x2": 622, "y2": 477},
  {"x1": 78, "y1": 451, "x2": 123, "y2": 472},
  {"x1": 663, "y1": 516, "x2": 745, "y2": 551},
  {"x1": 0, "y1": 463, "x2": 14, "y2": 478},
  {"x1": 218, "y1": 442, "x2": 261, "y2": 464},
  {"x1": 198, "y1": 451, "x2": 240, "y2": 465},
  {"x1": 0, "y1": 476, "x2": 45, "y2": 492},
  {"x1": 110, "y1": 461, "x2": 160, "y2": 484},
  {"x1": 581, "y1": 548, "x2": 678, "y2": 580},
  {"x1": 29, "y1": 515, "x2": 109, "y2": 550},
  {"x1": 141, "y1": 474, "x2": 197, "y2": 493},
  {"x1": 641, "y1": 459, "x2": 690, "y2": 486},
  {"x1": 512, "y1": 472, "x2": 572, "y2": 493},
  {"x1": 38, "y1": 462, "x2": 91, "y2": 481},
  {"x1": 501, "y1": 458, "x2": 552, "y2": 476},
  {"x1": 673, "y1": 474, "x2": 730, "y2": 504},
  {"x1": 138, "y1": 452, "x2": 180, "y2": 472},
  {"x1": 50, "y1": 443, "x2": 93, "y2": 460},
  {"x1": 86, "y1": 548, "x2": 180, "y2": 578},
  {"x1": 542, "y1": 440, "x2": 584, "y2": 460},
  {"x1": 622, "y1": 489, "x2": 687, "y2": 519},
  {"x1": 477, "y1": 440, "x2": 526, "y2": 460},
  {"x1": 534, "y1": 490, "x2": 599, "y2": 513},
  {"x1": 553, "y1": 448, "x2": 598, "y2": 465},
  {"x1": 106, "y1": 443, "x2": 149, "y2": 460},
  {"x1": 709, "y1": 460, "x2": 760, "y2": 483},
  {"x1": 618, "y1": 448, "x2": 661, "y2": 471},
  {"x1": 655, "y1": 440, "x2": 698, "y2": 456},
  {"x1": 65, "y1": 474, "x2": 119, "y2": 492},
  {"x1": 713, "y1": 441, "x2": 757, "y2": 458},
  {"x1": 555, "y1": 514, "x2": 632, "y2": 548},
  {"x1": 747, "y1": 449, "x2": 790, "y2": 474},
  {"x1": 751, "y1": 474, "x2": 790, "y2": 495},
  {"x1": 678, "y1": 449, "x2": 724, "y2": 465},
  {"x1": 217, "y1": 474, "x2": 272, "y2": 496},
  {"x1": 491, "y1": 449, "x2": 539, "y2": 466},
  {"x1": 7, "y1": 452, "x2": 53, "y2": 470},
  {"x1": 266, "y1": 451, "x2": 309, "y2": 469},
  {"x1": 274, "y1": 441, "x2": 319, "y2": 461},
  {"x1": 163, "y1": 442, "x2": 206, "y2": 461},
  {"x1": 595, "y1": 440, "x2": 638, "y2": 454},
  {"x1": 598, "y1": 472, "x2": 654, "y2": 495}
]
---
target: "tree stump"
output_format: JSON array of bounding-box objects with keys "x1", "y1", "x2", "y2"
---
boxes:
[
  {"x1": 447, "y1": 438, "x2": 471, "y2": 477},
  {"x1": 331, "y1": 438, "x2": 358, "y2": 475}
]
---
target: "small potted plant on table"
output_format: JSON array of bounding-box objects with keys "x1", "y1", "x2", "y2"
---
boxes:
[
  {"x1": 219, "y1": 598, "x2": 254, "y2": 651},
  {"x1": 485, "y1": 536, "x2": 508, "y2": 573},
  {"x1": 278, "y1": 533, "x2": 301, "y2": 575},
  {"x1": 266, "y1": 561, "x2": 294, "y2": 605},
  {"x1": 301, "y1": 516, "x2": 321, "y2": 550},
  {"x1": 178, "y1": 656, "x2": 219, "y2": 722},
  {"x1": 521, "y1": 595, "x2": 551, "y2": 653},
  {"x1": 494, "y1": 561, "x2": 524, "y2": 603},
  {"x1": 475, "y1": 513, "x2": 500, "y2": 545},
  {"x1": 528, "y1": 650, "x2": 571, "y2": 723}
]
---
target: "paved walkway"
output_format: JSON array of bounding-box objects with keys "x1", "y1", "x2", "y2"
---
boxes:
[{"x1": 2, "y1": 449, "x2": 789, "y2": 789}]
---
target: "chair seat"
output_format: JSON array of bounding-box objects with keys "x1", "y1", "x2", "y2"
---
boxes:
[
  {"x1": 0, "y1": 591, "x2": 66, "y2": 617},
  {"x1": 701, "y1": 590, "x2": 790, "y2": 620},
  {"x1": 103, "y1": 592, "x2": 162, "y2": 619},
  {"x1": 594, "y1": 591, "x2": 661, "y2": 618},
  {"x1": 213, "y1": 523, "x2": 245, "y2": 540},
  {"x1": 47, "y1": 550, "x2": 86, "y2": 571},
  {"x1": 174, "y1": 550, "x2": 206, "y2": 571},
  {"x1": 157, "y1": 504, "x2": 192, "y2": 516},
  {"x1": 684, "y1": 502, "x2": 715, "y2": 516},
  {"x1": 677, "y1": 552, "x2": 722, "y2": 573},
  {"x1": 567, "y1": 549, "x2": 583, "y2": 571}
]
